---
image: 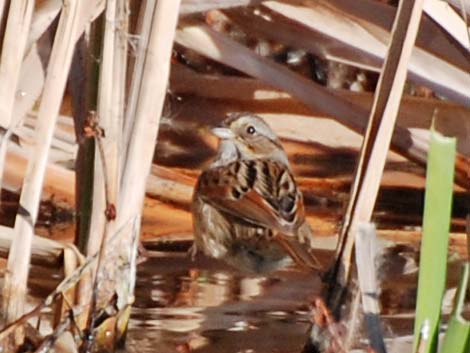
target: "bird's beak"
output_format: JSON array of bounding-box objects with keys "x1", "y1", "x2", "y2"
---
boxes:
[{"x1": 211, "y1": 127, "x2": 234, "y2": 140}]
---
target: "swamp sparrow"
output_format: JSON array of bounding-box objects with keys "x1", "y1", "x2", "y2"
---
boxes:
[{"x1": 192, "y1": 113, "x2": 319, "y2": 273}]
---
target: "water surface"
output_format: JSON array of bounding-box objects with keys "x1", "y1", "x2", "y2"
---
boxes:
[{"x1": 126, "y1": 252, "x2": 322, "y2": 353}]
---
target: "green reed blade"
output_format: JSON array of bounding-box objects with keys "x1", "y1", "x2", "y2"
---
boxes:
[
  {"x1": 413, "y1": 130, "x2": 456, "y2": 353},
  {"x1": 440, "y1": 263, "x2": 470, "y2": 353}
]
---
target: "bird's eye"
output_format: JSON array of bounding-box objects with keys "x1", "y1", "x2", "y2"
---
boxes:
[{"x1": 246, "y1": 125, "x2": 256, "y2": 135}]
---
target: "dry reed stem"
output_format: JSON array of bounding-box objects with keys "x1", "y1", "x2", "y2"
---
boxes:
[
  {"x1": 76, "y1": 0, "x2": 106, "y2": 43},
  {"x1": 332, "y1": 0, "x2": 424, "y2": 309},
  {"x1": 82, "y1": 2, "x2": 129, "y2": 338},
  {"x1": 122, "y1": 0, "x2": 156, "y2": 149},
  {"x1": 54, "y1": 246, "x2": 81, "y2": 327},
  {"x1": 0, "y1": 0, "x2": 34, "y2": 128},
  {"x1": 10, "y1": 48, "x2": 45, "y2": 133},
  {"x1": 87, "y1": 0, "x2": 127, "y2": 273},
  {"x1": 326, "y1": 0, "x2": 467, "y2": 70},
  {"x1": 423, "y1": 0, "x2": 470, "y2": 50},
  {"x1": 116, "y1": 0, "x2": 181, "y2": 307},
  {"x1": 2, "y1": 0, "x2": 88, "y2": 332},
  {"x1": 354, "y1": 223, "x2": 386, "y2": 353},
  {"x1": 72, "y1": 21, "x2": 103, "y2": 330},
  {"x1": 0, "y1": 225, "x2": 64, "y2": 266},
  {"x1": 460, "y1": 0, "x2": 470, "y2": 49},
  {"x1": 0, "y1": 1, "x2": 35, "y2": 204},
  {"x1": 0, "y1": 1, "x2": 6, "y2": 29},
  {"x1": 26, "y1": 0, "x2": 62, "y2": 50},
  {"x1": 2, "y1": 143, "x2": 75, "y2": 206}
]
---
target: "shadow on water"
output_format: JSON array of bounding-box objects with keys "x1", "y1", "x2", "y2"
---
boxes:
[{"x1": 126, "y1": 252, "x2": 322, "y2": 353}]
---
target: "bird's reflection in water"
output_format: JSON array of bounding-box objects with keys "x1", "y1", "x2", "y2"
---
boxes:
[{"x1": 126, "y1": 252, "x2": 321, "y2": 353}]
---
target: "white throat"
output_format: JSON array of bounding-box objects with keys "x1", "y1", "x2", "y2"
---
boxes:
[{"x1": 211, "y1": 140, "x2": 239, "y2": 167}]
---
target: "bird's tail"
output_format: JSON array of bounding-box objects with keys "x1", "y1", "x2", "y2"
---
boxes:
[{"x1": 278, "y1": 221, "x2": 323, "y2": 271}]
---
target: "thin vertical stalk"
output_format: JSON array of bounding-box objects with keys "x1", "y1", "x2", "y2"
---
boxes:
[
  {"x1": 70, "y1": 30, "x2": 101, "y2": 254},
  {"x1": 116, "y1": 0, "x2": 180, "y2": 306},
  {"x1": 330, "y1": 0, "x2": 425, "y2": 310},
  {"x1": 85, "y1": 0, "x2": 129, "y2": 332},
  {"x1": 2, "y1": 0, "x2": 83, "y2": 331},
  {"x1": 87, "y1": 0, "x2": 126, "y2": 262},
  {"x1": 69, "y1": 28, "x2": 100, "y2": 330}
]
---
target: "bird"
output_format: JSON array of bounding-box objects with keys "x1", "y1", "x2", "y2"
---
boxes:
[{"x1": 191, "y1": 112, "x2": 320, "y2": 273}]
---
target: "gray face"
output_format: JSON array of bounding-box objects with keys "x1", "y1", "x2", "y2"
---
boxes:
[{"x1": 212, "y1": 113, "x2": 289, "y2": 165}]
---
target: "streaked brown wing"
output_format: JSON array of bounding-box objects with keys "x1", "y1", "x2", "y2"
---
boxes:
[{"x1": 196, "y1": 159, "x2": 305, "y2": 236}]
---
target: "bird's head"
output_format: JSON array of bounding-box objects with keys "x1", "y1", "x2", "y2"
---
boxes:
[{"x1": 211, "y1": 113, "x2": 288, "y2": 165}]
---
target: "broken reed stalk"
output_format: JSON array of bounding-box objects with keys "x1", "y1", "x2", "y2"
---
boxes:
[
  {"x1": 0, "y1": 0, "x2": 34, "y2": 203},
  {"x1": 330, "y1": 0, "x2": 425, "y2": 312},
  {"x1": 354, "y1": 223, "x2": 387, "y2": 353},
  {"x1": 1, "y1": 0, "x2": 85, "y2": 336}
]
